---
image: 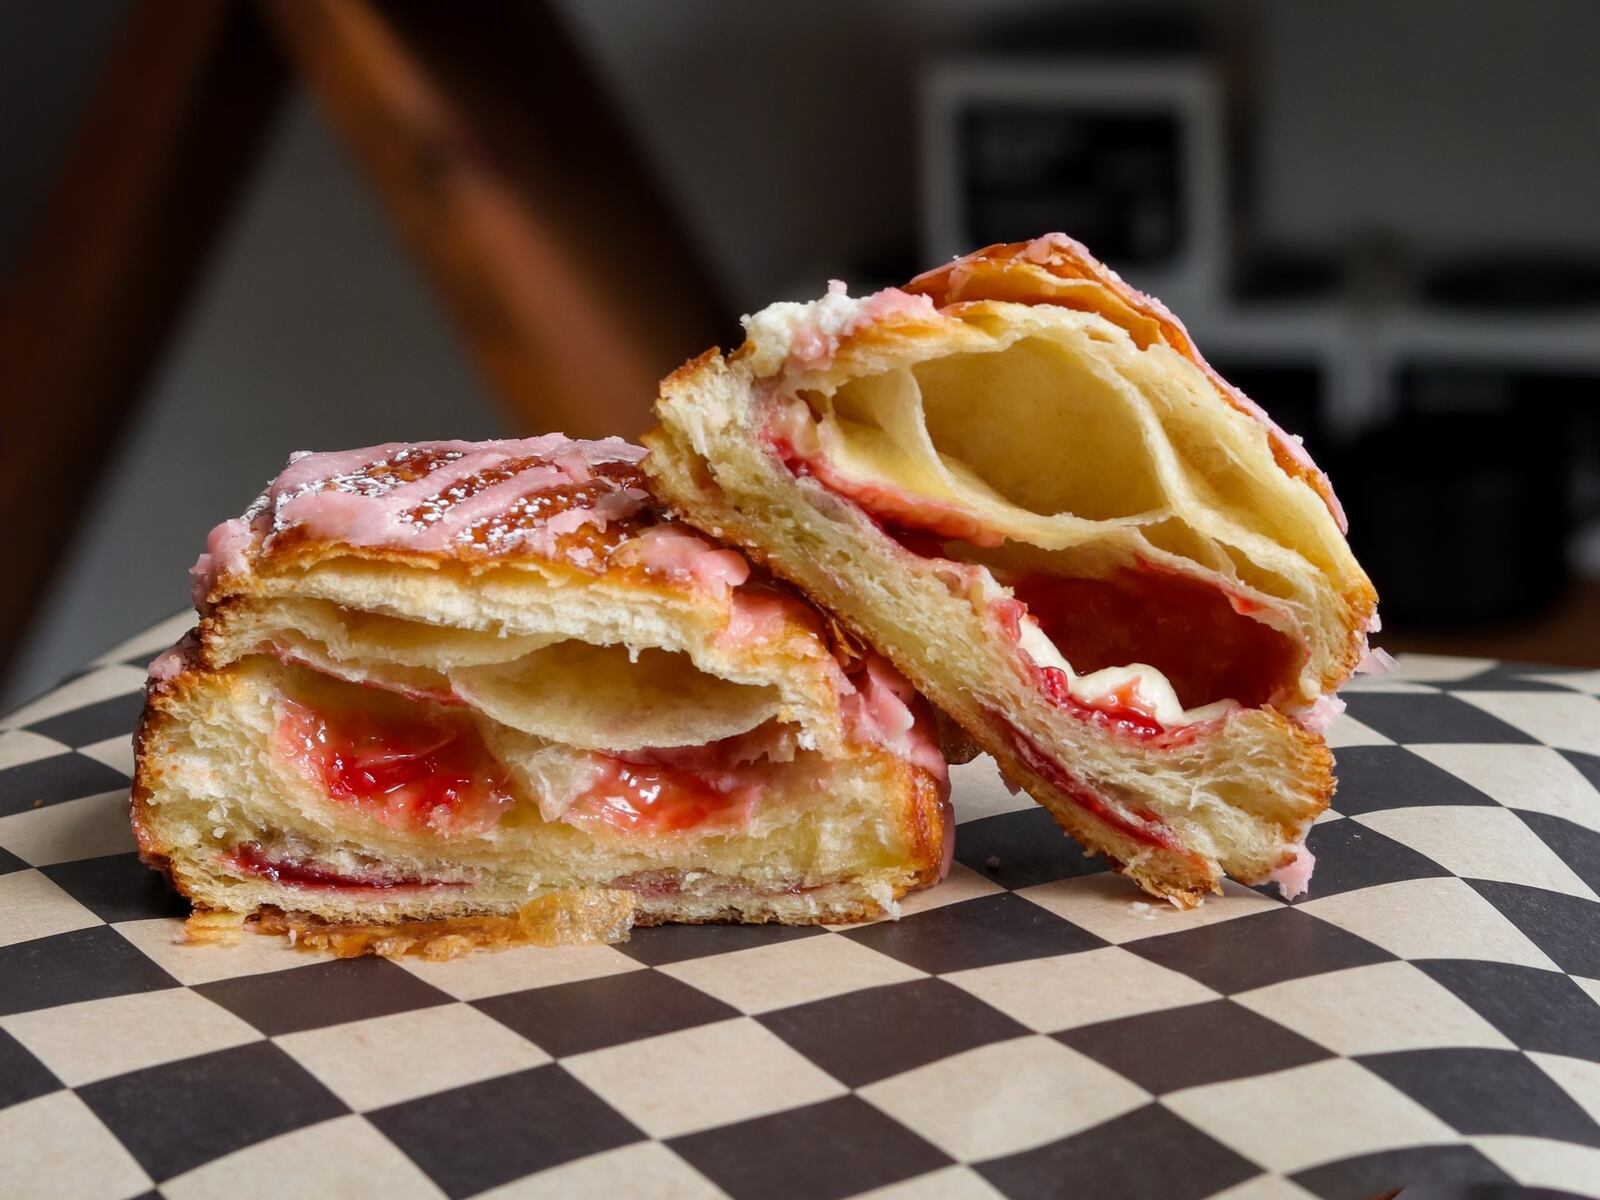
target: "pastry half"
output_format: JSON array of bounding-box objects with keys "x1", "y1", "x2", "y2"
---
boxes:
[
  {"x1": 133, "y1": 436, "x2": 950, "y2": 950},
  {"x1": 646, "y1": 233, "x2": 1380, "y2": 906}
]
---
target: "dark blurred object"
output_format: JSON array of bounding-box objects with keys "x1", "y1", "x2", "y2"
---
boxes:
[
  {"x1": 1354, "y1": 359, "x2": 1600, "y2": 663},
  {"x1": 924, "y1": 55, "x2": 1224, "y2": 304},
  {"x1": 1399, "y1": 361, "x2": 1595, "y2": 420},
  {"x1": 1345, "y1": 392, "x2": 1572, "y2": 627},
  {"x1": 0, "y1": 0, "x2": 727, "y2": 682},
  {"x1": 957, "y1": 104, "x2": 1186, "y2": 264},
  {"x1": 1376, "y1": 575, "x2": 1600, "y2": 668},
  {"x1": 1232, "y1": 247, "x2": 1344, "y2": 302},
  {"x1": 1422, "y1": 255, "x2": 1600, "y2": 312}
]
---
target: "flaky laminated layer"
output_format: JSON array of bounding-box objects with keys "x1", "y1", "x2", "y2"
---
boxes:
[
  {"x1": 646, "y1": 236, "x2": 1379, "y2": 904},
  {"x1": 136, "y1": 658, "x2": 947, "y2": 934},
  {"x1": 180, "y1": 435, "x2": 944, "y2": 769},
  {"x1": 736, "y1": 255, "x2": 1375, "y2": 707},
  {"x1": 135, "y1": 436, "x2": 951, "y2": 940},
  {"x1": 905, "y1": 234, "x2": 1346, "y2": 526}
]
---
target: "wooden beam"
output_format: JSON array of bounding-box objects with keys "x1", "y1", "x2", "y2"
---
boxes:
[
  {"x1": 0, "y1": 0, "x2": 287, "y2": 681},
  {"x1": 259, "y1": 0, "x2": 730, "y2": 442}
]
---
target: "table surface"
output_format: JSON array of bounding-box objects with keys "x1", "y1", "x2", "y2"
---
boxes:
[{"x1": 3, "y1": 615, "x2": 1600, "y2": 1200}]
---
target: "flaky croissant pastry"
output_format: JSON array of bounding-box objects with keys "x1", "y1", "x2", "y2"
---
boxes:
[
  {"x1": 133, "y1": 436, "x2": 949, "y2": 951},
  {"x1": 646, "y1": 234, "x2": 1380, "y2": 906}
]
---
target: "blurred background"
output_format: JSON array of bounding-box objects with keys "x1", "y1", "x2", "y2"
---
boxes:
[{"x1": 3, "y1": 0, "x2": 1598, "y2": 709}]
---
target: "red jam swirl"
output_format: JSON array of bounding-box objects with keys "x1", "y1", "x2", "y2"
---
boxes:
[
  {"x1": 565, "y1": 759, "x2": 762, "y2": 836},
  {"x1": 226, "y1": 843, "x2": 459, "y2": 890},
  {"x1": 275, "y1": 669, "x2": 817, "y2": 840},
  {"x1": 991, "y1": 597, "x2": 1168, "y2": 739},
  {"x1": 275, "y1": 684, "x2": 513, "y2": 837},
  {"x1": 1037, "y1": 666, "x2": 1166, "y2": 738},
  {"x1": 1006, "y1": 571, "x2": 1298, "y2": 712},
  {"x1": 562, "y1": 725, "x2": 803, "y2": 836},
  {"x1": 769, "y1": 432, "x2": 1005, "y2": 548},
  {"x1": 766, "y1": 420, "x2": 1302, "y2": 716},
  {"x1": 993, "y1": 713, "x2": 1182, "y2": 852}
]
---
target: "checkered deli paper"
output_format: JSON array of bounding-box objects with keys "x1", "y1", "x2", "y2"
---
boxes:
[{"x1": 4, "y1": 614, "x2": 1600, "y2": 1200}]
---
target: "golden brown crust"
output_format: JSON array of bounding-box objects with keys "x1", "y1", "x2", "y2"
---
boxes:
[
  {"x1": 188, "y1": 445, "x2": 853, "y2": 713},
  {"x1": 129, "y1": 685, "x2": 175, "y2": 873},
  {"x1": 182, "y1": 909, "x2": 247, "y2": 944},
  {"x1": 662, "y1": 346, "x2": 726, "y2": 393},
  {"x1": 235, "y1": 881, "x2": 901, "y2": 961},
  {"x1": 196, "y1": 446, "x2": 715, "y2": 616},
  {"x1": 906, "y1": 234, "x2": 1342, "y2": 524},
  {"x1": 988, "y1": 707, "x2": 1334, "y2": 907},
  {"x1": 905, "y1": 762, "x2": 955, "y2": 892},
  {"x1": 1332, "y1": 580, "x2": 1382, "y2": 693},
  {"x1": 247, "y1": 890, "x2": 639, "y2": 958}
]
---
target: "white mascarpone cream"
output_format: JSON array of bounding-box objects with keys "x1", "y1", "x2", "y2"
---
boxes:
[
  {"x1": 1012, "y1": 610, "x2": 1238, "y2": 729},
  {"x1": 959, "y1": 567, "x2": 1237, "y2": 729},
  {"x1": 742, "y1": 280, "x2": 936, "y2": 375}
]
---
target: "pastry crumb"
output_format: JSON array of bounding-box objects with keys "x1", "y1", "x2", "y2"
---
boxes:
[{"x1": 184, "y1": 909, "x2": 246, "y2": 944}]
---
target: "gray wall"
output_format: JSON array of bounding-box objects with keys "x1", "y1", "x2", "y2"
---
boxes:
[
  {"x1": 559, "y1": 0, "x2": 1600, "y2": 309},
  {"x1": 1255, "y1": 1, "x2": 1600, "y2": 256},
  {"x1": 5, "y1": 1, "x2": 1598, "y2": 705}
]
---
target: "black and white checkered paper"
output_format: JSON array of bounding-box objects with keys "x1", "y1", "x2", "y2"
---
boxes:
[{"x1": 4, "y1": 616, "x2": 1600, "y2": 1199}]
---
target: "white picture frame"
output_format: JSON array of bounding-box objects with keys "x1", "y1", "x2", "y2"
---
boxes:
[{"x1": 922, "y1": 58, "x2": 1227, "y2": 310}]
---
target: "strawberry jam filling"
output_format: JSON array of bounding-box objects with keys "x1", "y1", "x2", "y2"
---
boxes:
[
  {"x1": 1035, "y1": 661, "x2": 1164, "y2": 735},
  {"x1": 226, "y1": 843, "x2": 459, "y2": 890},
  {"x1": 768, "y1": 421, "x2": 1302, "y2": 719},
  {"x1": 770, "y1": 434, "x2": 1006, "y2": 548},
  {"x1": 276, "y1": 679, "x2": 514, "y2": 837},
  {"x1": 564, "y1": 759, "x2": 763, "y2": 836},
  {"x1": 274, "y1": 673, "x2": 816, "y2": 840},
  {"x1": 561, "y1": 724, "x2": 810, "y2": 837},
  {"x1": 994, "y1": 714, "x2": 1183, "y2": 852},
  {"x1": 1004, "y1": 570, "x2": 1300, "y2": 711}
]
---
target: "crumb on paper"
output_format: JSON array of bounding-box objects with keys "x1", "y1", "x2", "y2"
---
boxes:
[
  {"x1": 1128, "y1": 901, "x2": 1157, "y2": 920},
  {"x1": 985, "y1": 855, "x2": 1001, "y2": 869},
  {"x1": 183, "y1": 909, "x2": 246, "y2": 945},
  {"x1": 255, "y1": 889, "x2": 638, "y2": 960},
  {"x1": 867, "y1": 880, "x2": 902, "y2": 921}
]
